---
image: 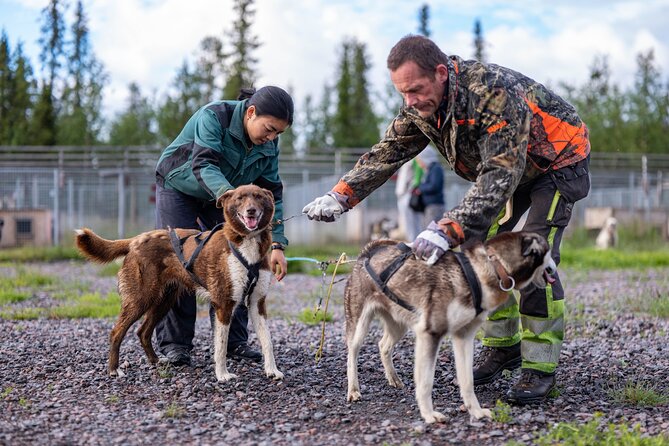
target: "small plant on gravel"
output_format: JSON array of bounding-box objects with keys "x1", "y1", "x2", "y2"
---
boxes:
[
  {"x1": 105, "y1": 395, "x2": 120, "y2": 405},
  {"x1": 163, "y1": 401, "x2": 185, "y2": 419},
  {"x1": 1, "y1": 387, "x2": 12, "y2": 399},
  {"x1": 609, "y1": 380, "x2": 669, "y2": 407},
  {"x1": 491, "y1": 399, "x2": 513, "y2": 423},
  {"x1": 18, "y1": 397, "x2": 29, "y2": 408},
  {"x1": 534, "y1": 412, "x2": 669, "y2": 445},
  {"x1": 297, "y1": 307, "x2": 333, "y2": 325},
  {"x1": 156, "y1": 364, "x2": 174, "y2": 379}
]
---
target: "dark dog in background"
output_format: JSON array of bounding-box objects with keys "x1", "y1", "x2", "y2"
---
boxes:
[{"x1": 344, "y1": 231, "x2": 556, "y2": 423}]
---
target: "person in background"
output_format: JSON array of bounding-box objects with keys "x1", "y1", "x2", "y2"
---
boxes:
[
  {"x1": 302, "y1": 34, "x2": 590, "y2": 405},
  {"x1": 154, "y1": 86, "x2": 294, "y2": 366},
  {"x1": 413, "y1": 146, "x2": 445, "y2": 228},
  {"x1": 395, "y1": 160, "x2": 423, "y2": 241}
]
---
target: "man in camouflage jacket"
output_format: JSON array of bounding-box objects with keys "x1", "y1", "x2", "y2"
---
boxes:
[{"x1": 303, "y1": 34, "x2": 590, "y2": 405}]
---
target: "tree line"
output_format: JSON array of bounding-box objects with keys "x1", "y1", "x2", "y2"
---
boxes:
[{"x1": 1, "y1": 0, "x2": 668, "y2": 155}]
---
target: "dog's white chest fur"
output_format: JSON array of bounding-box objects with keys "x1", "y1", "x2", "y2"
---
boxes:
[{"x1": 227, "y1": 237, "x2": 270, "y2": 301}]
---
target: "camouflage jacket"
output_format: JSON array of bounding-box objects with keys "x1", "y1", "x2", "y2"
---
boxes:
[{"x1": 332, "y1": 55, "x2": 590, "y2": 242}]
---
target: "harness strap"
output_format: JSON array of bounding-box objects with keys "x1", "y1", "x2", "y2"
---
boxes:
[
  {"x1": 227, "y1": 240, "x2": 261, "y2": 306},
  {"x1": 364, "y1": 243, "x2": 415, "y2": 312},
  {"x1": 168, "y1": 222, "x2": 225, "y2": 288},
  {"x1": 453, "y1": 251, "x2": 484, "y2": 315}
]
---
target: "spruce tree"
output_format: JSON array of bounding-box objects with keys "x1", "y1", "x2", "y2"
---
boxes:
[
  {"x1": 156, "y1": 60, "x2": 203, "y2": 145},
  {"x1": 473, "y1": 19, "x2": 486, "y2": 62},
  {"x1": 0, "y1": 31, "x2": 11, "y2": 144},
  {"x1": 222, "y1": 0, "x2": 260, "y2": 99},
  {"x1": 108, "y1": 83, "x2": 156, "y2": 145}
]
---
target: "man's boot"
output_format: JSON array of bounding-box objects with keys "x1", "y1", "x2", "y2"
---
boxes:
[
  {"x1": 506, "y1": 369, "x2": 556, "y2": 405},
  {"x1": 473, "y1": 344, "x2": 521, "y2": 385}
]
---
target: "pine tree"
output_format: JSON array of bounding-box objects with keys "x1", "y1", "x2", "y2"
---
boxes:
[
  {"x1": 629, "y1": 50, "x2": 669, "y2": 153},
  {"x1": 0, "y1": 31, "x2": 12, "y2": 144},
  {"x1": 418, "y1": 4, "x2": 431, "y2": 37},
  {"x1": 473, "y1": 19, "x2": 486, "y2": 62},
  {"x1": 302, "y1": 85, "x2": 333, "y2": 154},
  {"x1": 332, "y1": 38, "x2": 379, "y2": 148},
  {"x1": 222, "y1": 0, "x2": 260, "y2": 99},
  {"x1": 156, "y1": 61, "x2": 203, "y2": 144},
  {"x1": 8, "y1": 43, "x2": 35, "y2": 145},
  {"x1": 196, "y1": 36, "x2": 226, "y2": 103},
  {"x1": 59, "y1": 0, "x2": 108, "y2": 145},
  {"x1": 108, "y1": 82, "x2": 156, "y2": 145},
  {"x1": 30, "y1": 82, "x2": 57, "y2": 145}
]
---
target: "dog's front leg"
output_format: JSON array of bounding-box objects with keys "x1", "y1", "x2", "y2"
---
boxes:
[
  {"x1": 452, "y1": 334, "x2": 491, "y2": 421},
  {"x1": 213, "y1": 309, "x2": 237, "y2": 382},
  {"x1": 414, "y1": 331, "x2": 446, "y2": 424},
  {"x1": 249, "y1": 292, "x2": 283, "y2": 380}
]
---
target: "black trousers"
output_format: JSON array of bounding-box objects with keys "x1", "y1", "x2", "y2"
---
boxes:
[{"x1": 154, "y1": 185, "x2": 249, "y2": 354}]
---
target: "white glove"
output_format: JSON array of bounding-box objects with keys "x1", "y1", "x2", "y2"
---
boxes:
[
  {"x1": 302, "y1": 192, "x2": 348, "y2": 222},
  {"x1": 412, "y1": 221, "x2": 454, "y2": 265}
]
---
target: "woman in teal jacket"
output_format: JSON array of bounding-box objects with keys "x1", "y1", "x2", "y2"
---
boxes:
[{"x1": 154, "y1": 86, "x2": 293, "y2": 365}]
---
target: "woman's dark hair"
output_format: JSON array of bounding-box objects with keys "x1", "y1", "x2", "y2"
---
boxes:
[
  {"x1": 387, "y1": 34, "x2": 449, "y2": 79},
  {"x1": 238, "y1": 86, "x2": 294, "y2": 126}
]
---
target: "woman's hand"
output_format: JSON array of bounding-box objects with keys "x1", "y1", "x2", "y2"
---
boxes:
[{"x1": 270, "y1": 248, "x2": 287, "y2": 281}]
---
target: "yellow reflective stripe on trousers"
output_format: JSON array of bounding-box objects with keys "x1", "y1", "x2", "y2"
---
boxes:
[
  {"x1": 486, "y1": 206, "x2": 507, "y2": 239},
  {"x1": 482, "y1": 293, "x2": 521, "y2": 347}
]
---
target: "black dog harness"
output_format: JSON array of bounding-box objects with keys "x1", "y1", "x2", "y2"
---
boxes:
[
  {"x1": 168, "y1": 223, "x2": 262, "y2": 304},
  {"x1": 364, "y1": 243, "x2": 484, "y2": 315}
]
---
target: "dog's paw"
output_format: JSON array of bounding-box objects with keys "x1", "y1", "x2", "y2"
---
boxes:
[
  {"x1": 266, "y1": 369, "x2": 284, "y2": 380},
  {"x1": 109, "y1": 369, "x2": 126, "y2": 378},
  {"x1": 423, "y1": 411, "x2": 447, "y2": 424},
  {"x1": 469, "y1": 408, "x2": 492, "y2": 421},
  {"x1": 216, "y1": 372, "x2": 238, "y2": 382},
  {"x1": 387, "y1": 376, "x2": 405, "y2": 389},
  {"x1": 347, "y1": 390, "x2": 361, "y2": 402}
]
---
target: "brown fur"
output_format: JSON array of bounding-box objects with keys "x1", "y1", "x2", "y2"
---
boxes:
[
  {"x1": 75, "y1": 184, "x2": 284, "y2": 381},
  {"x1": 344, "y1": 231, "x2": 556, "y2": 423}
]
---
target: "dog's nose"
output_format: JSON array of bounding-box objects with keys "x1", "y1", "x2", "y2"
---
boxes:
[{"x1": 246, "y1": 208, "x2": 257, "y2": 216}]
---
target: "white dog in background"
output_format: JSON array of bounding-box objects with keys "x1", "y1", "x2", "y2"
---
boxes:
[{"x1": 596, "y1": 217, "x2": 618, "y2": 249}]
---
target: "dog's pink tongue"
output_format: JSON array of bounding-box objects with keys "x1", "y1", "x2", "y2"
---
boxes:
[
  {"x1": 244, "y1": 215, "x2": 259, "y2": 230},
  {"x1": 544, "y1": 270, "x2": 556, "y2": 284}
]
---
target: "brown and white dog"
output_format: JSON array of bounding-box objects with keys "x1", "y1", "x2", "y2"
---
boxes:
[
  {"x1": 595, "y1": 216, "x2": 618, "y2": 250},
  {"x1": 344, "y1": 231, "x2": 556, "y2": 423},
  {"x1": 75, "y1": 184, "x2": 283, "y2": 382}
]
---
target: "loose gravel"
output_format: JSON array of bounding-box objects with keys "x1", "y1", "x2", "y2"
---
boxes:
[{"x1": 1, "y1": 261, "x2": 668, "y2": 445}]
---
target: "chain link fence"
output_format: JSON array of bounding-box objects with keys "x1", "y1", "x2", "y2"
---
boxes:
[{"x1": 1, "y1": 146, "x2": 668, "y2": 247}]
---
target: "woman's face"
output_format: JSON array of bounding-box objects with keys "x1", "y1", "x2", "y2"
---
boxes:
[{"x1": 244, "y1": 105, "x2": 290, "y2": 146}]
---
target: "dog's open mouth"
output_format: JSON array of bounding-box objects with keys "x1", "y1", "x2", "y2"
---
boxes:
[
  {"x1": 544, "y1": 269, "x2": 556, "y2": 285},
  {"x1": 239, "y1": 212, "x2": 262, "y2": 231}
]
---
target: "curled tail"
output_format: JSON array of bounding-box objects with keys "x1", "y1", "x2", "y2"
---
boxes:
[{"x1": 75, "y1": 228, "x2": 132, "y2": 263}]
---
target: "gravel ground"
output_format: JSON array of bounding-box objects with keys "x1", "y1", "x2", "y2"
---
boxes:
[{"x1": 1, "y1": 261, "x2": 669, "y2": 445}]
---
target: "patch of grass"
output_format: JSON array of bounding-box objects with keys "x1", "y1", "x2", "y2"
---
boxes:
[
  {"x1": 622, "y1": 289, "x2": 669, "y2": 319},
  {"x1": 0, "y1": 286, "x2": 31, "y2": 305},
  {"x1": 0, "y1": 267, "x2": 56, "y2": 305},
  {"x1": 163, "y1": 401, "x2": 185, "y2": 419},
  {"x1": 18, "y1": 397, "x2": 29, "y2": 408},
  {"x1": 535, "y1": 412, "x2": 669, "y2": 445},
  {"x1": 297, "y1": 307, "x2": 333, "y2": 325},
  {"x1": 0, "y1": 245, "x2": 82, "y2": 263},
  {"x1": 0, "y1": 307, "x2": 44, "y2": 320},
  {"x1": 491, "y1": 399, "x2": 513, "y2": 423},
  {"x1": 48, "y1": 292, "x2": 121, "y2": 319},
  {"x1": 609, "y1": 380, "x2": 669, "y2": 407},
  {"x1": 560, "y1": 247, "x2": 669, "y2": 270},
  {"x1": 1, "y1": 387, "x2": 12, "y2": 399},
  {"x1": 105, "y1": 395, "x2": 120, "y2": 405},
  {"x1": 156, "y1": 364, "x2": 174, "y2": 379}
]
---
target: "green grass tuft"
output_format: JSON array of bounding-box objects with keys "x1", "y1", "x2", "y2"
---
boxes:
[
  {"x1": 535, "y1": 412, "x2": 669, "y2": 445},
  {"x1": 47, "y1": 292, "x2": 121, "y2": 319},
  {"x1": 0, "y1": 245, "x2": 82, "y2": 263},
  {"x1": 491, "y1": 399, "x2": 513, "y2": 423},
  {"x1": 297, "y1": 307, "x2": 333, "y2": 325},
  {"x1": 609, "y1": 380, "x2": 669, "y2": 407}
]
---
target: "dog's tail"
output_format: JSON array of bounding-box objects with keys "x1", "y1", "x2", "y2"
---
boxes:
[
  {"x1": 75, "y1": 228, "x2": 132, "y2": 263},
  {"x1": 359, "y1": 239, "x2": 398, "y2": 259}
]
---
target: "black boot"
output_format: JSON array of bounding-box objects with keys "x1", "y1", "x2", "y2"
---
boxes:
[
  {"x1": 506, "y1": 369, "x2": 556, "y2": 405},
  {"x1": 473, "y1": 344, "x2": 521, "y2": 385},
  {"x1": 228, "y1": 344, "x2": 262, "y2": 363}
]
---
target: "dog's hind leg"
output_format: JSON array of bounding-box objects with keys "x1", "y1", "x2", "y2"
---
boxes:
[
  {"x1": 109, "y1": 301, "x2": 145, "y2": 377},
  {"x1": 213, "y1": 302, "x2": 237, "y2": 382},
  {"x1": 136, "y1": 294, "x2": 174, "y2": 366},
  {"x1": 377, "y1": 312, "x2": 407, "y2": 389},
  {"x1": 249, "y1": 293, "x2": 283, "y2": 380},
  {"x1": 414, "y1": 331, "x2": 446, "y2": 424},
  {"x1": 452, "y1": 333, "x2": 491, "y2": 421},
  {"x1": 346, "y1": 305, "x2": 374, "y2": 402}
]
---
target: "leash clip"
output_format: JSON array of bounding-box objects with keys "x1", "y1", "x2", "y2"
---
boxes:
[{"x1": 499, "y1": 277, "x2": 515, "y2": 292}]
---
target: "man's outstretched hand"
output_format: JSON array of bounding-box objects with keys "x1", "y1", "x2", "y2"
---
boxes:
[
  {"x1": 302, "y1": 192, "x2": 349, "y2": 222},
  {"x1": 412, "y1": 221, "x2": 458, "y2": 265}
]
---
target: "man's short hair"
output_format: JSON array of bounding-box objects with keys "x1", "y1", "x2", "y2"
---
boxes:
[{"x1": 387, "y1": 34, "x2": 449, "y2": 79}]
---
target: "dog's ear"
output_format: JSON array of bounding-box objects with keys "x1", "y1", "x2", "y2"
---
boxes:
[
  {"x1": 262, "y1": 189, "x2": 275, "y2": 205},
  {"x1": 521, "y1": 234, "x2": 544, "y2": 257},
  {"x1": 216, "y1": 189, "x2": 234, "y2": 209}
]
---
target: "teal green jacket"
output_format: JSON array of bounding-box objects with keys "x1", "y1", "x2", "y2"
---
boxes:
[{"x1": 156, "y1": 99, "x2": 288, "y2": 246}]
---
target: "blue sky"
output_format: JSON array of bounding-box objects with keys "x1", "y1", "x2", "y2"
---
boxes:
[{"x1": 1, "y1": 0, "x2": 668, "y2": 120}]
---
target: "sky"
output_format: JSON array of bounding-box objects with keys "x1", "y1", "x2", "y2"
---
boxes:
[{"x1": 1, "y1": 0, "x2": 669, "y2": 124}]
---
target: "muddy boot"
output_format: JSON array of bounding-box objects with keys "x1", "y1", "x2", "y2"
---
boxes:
[
  {"x1": 473, "y1": 344, "x2": 521, "y2": 386},
  {"x1": 506, "y1": 369, "x2": 556, "y2": 405}
]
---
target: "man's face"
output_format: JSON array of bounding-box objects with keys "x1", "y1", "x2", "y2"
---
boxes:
[{"x1": 390, "y1": 61, "x2": 448, "y2": 118}]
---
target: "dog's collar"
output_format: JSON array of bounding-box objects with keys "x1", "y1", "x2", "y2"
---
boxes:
[
  {"x1": 169, "y1": 222, "x2": 225, "y2": 288},
  {"x1": 487, "y1": 254, "x2": 515, "y2": 292}
]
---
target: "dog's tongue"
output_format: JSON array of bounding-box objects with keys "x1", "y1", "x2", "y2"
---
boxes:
[
  {"x1": 544, "y1": 270, "x2": 556, "y2": 284},
  {"x1": 243, "y1": 215, "x2": 259, "y2": 230}
]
